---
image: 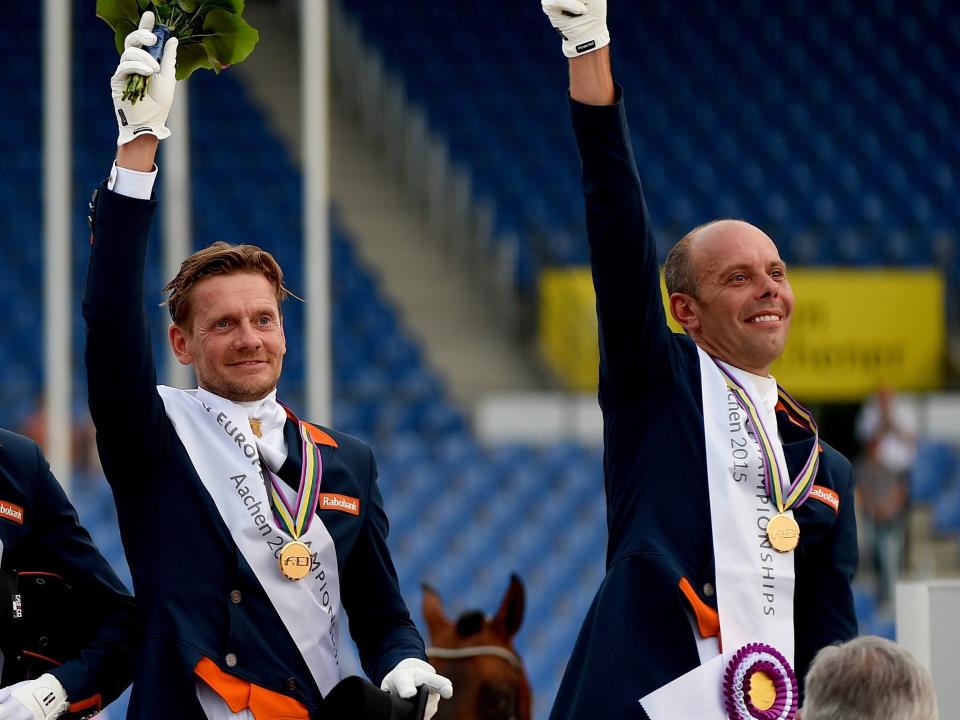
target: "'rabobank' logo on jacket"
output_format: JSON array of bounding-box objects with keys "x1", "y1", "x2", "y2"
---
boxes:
[
  {"x1": 319, "y1": 493, "x2": 360, "y2": 516},
  {"x1": 0, "y1": 500, "x2": 24, "y2": 525}
]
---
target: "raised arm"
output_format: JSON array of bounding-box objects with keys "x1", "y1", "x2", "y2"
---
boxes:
[
  {"x1": 117, "y1": 134, "x2": 160, "y2": 172},
  {"x1": 83, "y1": 12, "x2": 178, "y2": 464},
  {"x1": 543, "y1": 2, "x2": 675, "y2": 408},
  {"x1": 569, "y1": 46, "x2": 615, "y2": 106}
]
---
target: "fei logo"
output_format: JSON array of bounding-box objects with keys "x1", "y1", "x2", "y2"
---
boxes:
[{"x1": 770, "y1": 525, "x2": 798, "y2": 541}]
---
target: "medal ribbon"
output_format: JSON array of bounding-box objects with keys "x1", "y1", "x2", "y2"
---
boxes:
[
  {"x1": 266, "y1": 406, "x2": 323, "y2": 540},
  {"x1": 713, "y1": 359, "x2": 820, "y2": 513}
]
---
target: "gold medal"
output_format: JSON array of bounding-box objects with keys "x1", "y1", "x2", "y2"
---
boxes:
[
  {"x1": 249, "y1": 418, "x2": 263, "y2": 438},
  {"x1": 278, "y1": 540, "x2": 312, "y2": 580},
  {"x1": 767, "y1": 513, "x2": 800, "y2": 553}
]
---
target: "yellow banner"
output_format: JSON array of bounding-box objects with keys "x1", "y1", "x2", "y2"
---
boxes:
[{"x1": 538, "y1": 268, "x2": 945, "y2": 400}]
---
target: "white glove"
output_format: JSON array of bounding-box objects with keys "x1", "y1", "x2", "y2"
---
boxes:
[
  {"x1": 0, "y1": 674, "x2": 69, "y2": 720},
  {"x1": 380, "y1": 658, "x2": 453, "y2": 720},
  {"x1": 542, "y1": 0, "x2": 610, "y2": 58},
  {"x1": 111, "y1": 11, "x2": 179, "y2": 146}
]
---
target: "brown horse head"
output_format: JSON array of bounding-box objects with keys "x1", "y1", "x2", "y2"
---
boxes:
[{"x1": 423, "y1": 575, "x2": 532, "y2": 720}]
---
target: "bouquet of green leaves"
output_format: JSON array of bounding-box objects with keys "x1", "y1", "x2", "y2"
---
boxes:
[{"x1": 97, "y1": 0, "x2": 259, "y2": 103}]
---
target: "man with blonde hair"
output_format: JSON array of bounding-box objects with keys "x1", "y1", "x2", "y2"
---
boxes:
[
  {"x1": 802, "y1": 636, "x2": 938, "y2": 720},
  {"x1": 83, "y1": 12, "x2": 450, "y2": 719}
]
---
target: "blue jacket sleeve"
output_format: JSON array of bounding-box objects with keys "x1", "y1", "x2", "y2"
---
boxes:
[
  {"x1": 793, "y1": 461, "x2": 859, "y2": 689},
  {"x1": 28, "y1": 443, "x2": 142, "y2": 710},
  {"x1": 570, "y1": 87, "x2": 676, "y2": 410},
  {"x1": 339, "y1": 448, "x2": 426, "y2": 685},
  {"x1": 82, "y1": 184, "x2": 169, "y2": 475}
]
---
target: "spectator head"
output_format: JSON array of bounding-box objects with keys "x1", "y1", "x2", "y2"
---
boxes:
[{"x1": 802, "y1": 636, "x2": 938, "y2": 720}]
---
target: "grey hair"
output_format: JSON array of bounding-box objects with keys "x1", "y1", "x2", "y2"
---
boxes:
[
  {"x1": 663, "y1": 234, "x2": 697, "y2": 298},
  {"x1": 802, "y1": 636, "x2": 939, "y2": 720}
]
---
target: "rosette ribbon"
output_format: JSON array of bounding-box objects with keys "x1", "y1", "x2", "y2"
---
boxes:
[{"x1": 722, "y1": 643, "x2": 799, "y2": 720}]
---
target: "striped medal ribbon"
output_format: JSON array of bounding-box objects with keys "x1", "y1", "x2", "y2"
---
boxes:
[
  {"x1": 714, "y1": 359, "x2": 820, "y2": 552},
  {"x1": 267, "y1": 413, "x2": 324, "y2": 580}
]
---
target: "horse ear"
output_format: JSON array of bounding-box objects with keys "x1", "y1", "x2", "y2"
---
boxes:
[
  {"x1": 493, "y1": 574, "x2": 525, "y2": 639},
  {"x1": 421, "y1": 582, "x2": 453, "y2": 641}
]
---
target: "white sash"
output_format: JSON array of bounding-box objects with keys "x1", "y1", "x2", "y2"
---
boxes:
[
  {"x1": 640, "y1": 348, "x2": 795, "y2": 717},
  {"x1": 159, "y1": 386, "x2": 343, "y2": 696}
]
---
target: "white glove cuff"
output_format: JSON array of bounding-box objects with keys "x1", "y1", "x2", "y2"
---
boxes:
[
  {"x1": 114, "y1": 92, "x2": 172, "y2": 146},
  {"x1": 117, "y1": 124, "x2": 171, "y2": 146},
  {"x1": 562, "y1": 28, "x2": 610, "y2": 58},
  {"x1": 10, "y1": 674, "x2": 69, "y2": 720}
]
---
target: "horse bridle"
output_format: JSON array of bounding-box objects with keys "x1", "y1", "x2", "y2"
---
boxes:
[
  {"x1": 426, "y1": 645, "x2": 523, "y2": 670},
  {"x1": 426, "y1": 645, "x2": 525, "y2": 720}
]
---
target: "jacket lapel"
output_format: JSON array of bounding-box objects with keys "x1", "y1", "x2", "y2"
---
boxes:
[
  {"x1": 278, "y1": 418, "x2": 335, "y2": 492},
  {"x1": 776, "y1": 409, "x2": 818, "y2": 478}
]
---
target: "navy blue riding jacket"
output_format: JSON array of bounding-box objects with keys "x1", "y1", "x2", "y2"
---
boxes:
[
  {"x1": 83, "y1": 184, "x2": 425, "y2": 718},
  {"x1": 548, "y1": 90, "x2": 858, "y2": 719},
  {"x1": 0, "y1": 428, "x2": 140, "y2": 714}
]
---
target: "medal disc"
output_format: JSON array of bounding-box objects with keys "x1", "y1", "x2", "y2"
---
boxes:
[
  {"x1": 767, "y1": 512, "x2": 800, "y2": 552},
  {"x1": 279, "y1": 540, "x2": 312, "y2": 580}
]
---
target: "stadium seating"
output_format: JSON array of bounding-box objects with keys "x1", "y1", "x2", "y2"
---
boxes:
[
  {"x1": 346, "y1": 0, "x2": 960, "y2": 291},
  {"x1": 0, "y1": 6, "x2": 603, "y2": 716},
  {"x1": 3, "y1": 3, "x2": 958, "y2": 718}
]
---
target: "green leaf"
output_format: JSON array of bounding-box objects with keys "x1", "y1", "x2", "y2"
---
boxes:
[
  {"x1": 176, "y1": 0, "x2": 200, "y2": 12},
  {"x1": 111, "y1": 21, "x2": 137, "y2": 54},
  {"x1": 96, "y1": 0, "x2": 141, "y2": 31},
  {"x1": 174, "y1": 43, "x2": 215, "y2": 81},
  {"x1": 200, "y1": 0, "x2": 245, "y2": 14},
  {"x1": 201, "y1": 9, "x2": 259, "y2": 68}
]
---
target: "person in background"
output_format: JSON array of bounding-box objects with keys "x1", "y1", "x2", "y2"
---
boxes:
[
  {"x1": 801, "y1": 635, "x2": 938, "y2": 720},
  {"x1": 855, "y1": 387, "x2": 916, "y2": 606},
  {"x1": 0, "y1": 428, "x2": 140, "y2": 719}
]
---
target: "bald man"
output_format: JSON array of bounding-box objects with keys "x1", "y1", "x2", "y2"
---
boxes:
[{"x1": 540, "y1": 3, "x2": 858, "y2": 719}]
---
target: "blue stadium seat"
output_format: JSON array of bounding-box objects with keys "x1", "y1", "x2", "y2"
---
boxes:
[
  {"x1": 14, "y1": 3, "x2": 959, "y2": 716},
  {"x1": 932, "y1": 483, "x2": 960, "y2": 536},
  {"x1": 350, "y1": 0, "x2": 960, "y2": 300},
  {"x1": 910, "y1": 441, "x2": 958, "y2": 504}
]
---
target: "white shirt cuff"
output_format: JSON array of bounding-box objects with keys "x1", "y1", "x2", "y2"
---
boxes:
[{"x1": 108, "y1": 161, "x2": 158, "y2": 200}]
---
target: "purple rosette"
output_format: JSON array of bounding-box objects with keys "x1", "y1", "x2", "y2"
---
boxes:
[{"x1": 722, "y1": 643, "x2": 798, "y2": 720}]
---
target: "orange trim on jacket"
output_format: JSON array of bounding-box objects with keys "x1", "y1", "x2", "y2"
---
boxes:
[
  {"x1": 22, "y1": 650, "x2": 61, "y2": 666},
  {"x1": 68, "y1": 694, "x2": 103, "y2": 715},
  {"x1": 678, "y1": 577, "x2": 721, "y2": 643},
  {"x1": 281, "y1": 408, "x2": 338, "y2": 448},
  {"x1": 194, "y1": 658, "x2": 310, "y2": 720}
]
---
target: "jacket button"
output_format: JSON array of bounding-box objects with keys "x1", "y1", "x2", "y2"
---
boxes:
[
  {"x1": 230, "y1": 590, "x2": 242, "y2": 604},
  {"x1": 225, "y1": 653, "x2": 238, "y2": 668},
  {"x1": 702, "y1": 582, "x2": 715, "y2": 597},
  {"x1": 286, "y1": 677, "x2": 297, "y2": 691}
]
